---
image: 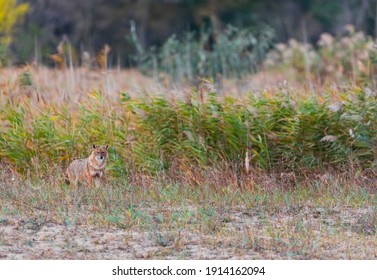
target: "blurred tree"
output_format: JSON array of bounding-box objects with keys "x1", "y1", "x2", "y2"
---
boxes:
[
  {"x1": 9, "y1": 0, "x2": 377, "y2": 65},
  {"x1": 0, "y1": 0, "x2": 29, "y2": 47}
]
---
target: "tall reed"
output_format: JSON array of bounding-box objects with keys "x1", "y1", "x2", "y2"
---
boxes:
[{"x1": 1, "y1": 86, "x2": 376, "y2": 178}]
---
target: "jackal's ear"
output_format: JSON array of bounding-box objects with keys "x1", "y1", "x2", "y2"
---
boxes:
[
  {"x1": 93, "y1": 144, "x2": 96, "y2": 149},
  {"x1": 104, "y1": 144, "x2": 108, "y2": 150}
]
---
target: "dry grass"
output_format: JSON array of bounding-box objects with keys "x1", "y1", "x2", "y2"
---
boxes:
[
  {"x1": 0, "y1": 66, "x2": 160, "y2": 105},
  {"x1": 0, "y1": 170, "x2": 376, "y2": 259}
]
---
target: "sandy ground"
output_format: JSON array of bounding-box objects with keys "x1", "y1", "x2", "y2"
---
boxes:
[{"x1": 1, "y1": 206, "x2": 376, "y2": 260}]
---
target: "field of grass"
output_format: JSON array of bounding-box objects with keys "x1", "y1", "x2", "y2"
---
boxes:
[
  {"x1": 0, "y1": 58, "x2": 376, "y2": 259},
  {"x1": 1, "y1": 175, "x2": 376, "y2": 259}
]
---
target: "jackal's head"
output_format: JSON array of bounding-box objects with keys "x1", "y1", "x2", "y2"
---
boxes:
[{"x1": 91, "y1": 144, "x2": 108, "y2": 165}]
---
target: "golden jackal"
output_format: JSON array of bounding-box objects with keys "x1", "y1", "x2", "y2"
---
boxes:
[{"x1": 66, "y1": 145, "x2": 108, "y2": 187}]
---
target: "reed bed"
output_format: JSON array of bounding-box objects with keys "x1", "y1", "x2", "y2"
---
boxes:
[{"x1": 1, "y1": 81, "x2": 376, "y2": 185}]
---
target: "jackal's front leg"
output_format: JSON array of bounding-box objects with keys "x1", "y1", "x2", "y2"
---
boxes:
[
  {"x1": 87, "y1": 175, "x2": 94, "y2": 187},
  {"x1": 94, "y1": 176, "x2": 102, "y2": 188}
]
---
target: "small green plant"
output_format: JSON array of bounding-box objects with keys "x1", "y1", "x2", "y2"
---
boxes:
[{"x1": 18, "y1": 69, "x2": 33, "y2": 87}]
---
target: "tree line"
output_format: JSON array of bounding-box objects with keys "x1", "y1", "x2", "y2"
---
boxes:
[{"x1": 3, "y1": 0, "x2": 377, "y2": 66}]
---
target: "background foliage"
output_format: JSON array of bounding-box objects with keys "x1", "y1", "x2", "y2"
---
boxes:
[
  {"x1": 6, "y1": 0, "x2": 377, "y2": 66},
  {"x1": 0, "y1": 0, "x2": 28, "y2": 65}
]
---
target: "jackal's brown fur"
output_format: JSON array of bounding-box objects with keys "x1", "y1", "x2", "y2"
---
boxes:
[{"x1": 66, "y1": 145, "x2": 108, "y2": 187}]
